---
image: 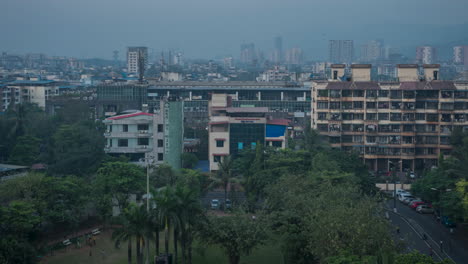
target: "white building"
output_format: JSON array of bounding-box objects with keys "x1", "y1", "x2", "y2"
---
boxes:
[
  {"x1": 1, "y1": 79, "x2": 59, "y2": 111},
  {"x1": 416, "y1": 46, "x2": 437, "y2": 64},
  {"x1": 127, "y1": 47, "x2": 148, "y2": 75}
]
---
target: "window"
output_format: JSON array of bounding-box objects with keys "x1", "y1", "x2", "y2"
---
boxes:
[
  {"x1": 342, "y1": 90, "x2": 352, "y2": 97},
  {"x1": 330, "y1": 102, "x2": 341, "y2": 109},
  {"x1": 318, "y1": 112, "x2": 327, "y2": 120},
  {"x1": 158, "y1": 139, "x2": 164, "y2": 147},
  {"x1": 138, "y1": 124, "x2": 149, "y2": 131},
  {"x1": 108, "y1": 125, "x2": 113, "y2": 132},
  {"x1": 353, "y1": 101, "x2": 363, "y2": 109},
  {"x1": 272, "y1": 141, "x2": 282, "y2": 147},
  {"x1": 123, "y1": 124, "x2": 128, "y2": 132},
  {"x1": 333, "y1": 70, "x2": 338, "y2": 80},
  {"x1": 416, "y1": 113, "x2": 425, "y2": 120},
  {"x1": 317, "y1": 101, "x2": 328, "y2": 109},
  {"x1": 427, "y1": 114, "x2": 438, "y2": 122},
  {"x1": 342, "y1": 102, "x2": 353, "y2": 109},
  {"x1": 366, "y1": 113, "x2": 377, "y2": 120},
  {"x1": 158, "y1": 153, "x2": 164, "y2": 161},
  {"x1": 157, "y1": 124, "x2": 164, "y2": 132},
  {"x1": 317, "y1": 124, "x2": 328, "y2": 132},
  {"x1": 366, "y1": 102, "x2": 376, "y2": 109},
  {"x1": 366, "y1": 90, "x2": 377, "y2": 98},
  {"x1": 216, "y1": 140, "x2": 224, "y2": 147},
  {"x1": 330, "y1": 90, "x2": 341, "y2": 98},
  {"x1": 378, "y1": 113, "x2": 389, "y2": 120},
  {"x1": 118, "y1": 139, "x2": 128, "y2": 147},
  {"x1": 318, "y1": 90, "x2": 329, "y2": 97},
  {"x1": 138, "y1": 138, "x2": 149, "y2": 146},
  {"x1": 353, "y1": 90, "x2": 364, "y2": 97},
  {"x1": 366, "y1": 136, "x2": 376, "y2": 143},
  {"x1": 214, "y1": 155, "x2": 221, "y2": 163},
  {"x1": 378, "y1": 101, "x2": 389, "y2": 109},
  {"x1": 378, "y1": 90, "x2": 388, "y2": 97}
]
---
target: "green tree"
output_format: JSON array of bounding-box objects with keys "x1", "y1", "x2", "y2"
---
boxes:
[
  {"x1": 211, "y1": 156, "x2": 237, "y2": 204},
  {"x1": 181, "y1": 153, "x2": 199, "y2": 169},
  {"x1": 94, "y1": 162, "x2": 145, "y2": 220},
  {"x1": 48, "y1": 122, "x2": 105, "y2": 175},
  {"x1": 0, "y1": 201, "x2": 42, "y2": 264},
  {"x1": 199, "y1": 213, "x2": 267, "y2": 264}
]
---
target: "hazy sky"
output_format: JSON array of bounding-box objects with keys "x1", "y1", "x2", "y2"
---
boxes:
[{"x1": 2, "y1": 0, "x2": 468, "y2": 60}]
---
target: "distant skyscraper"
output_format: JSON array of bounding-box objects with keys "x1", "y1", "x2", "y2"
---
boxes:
[
  {"x1": 360, "y1": 40, "x2": 383, "y2": 62},
  {"x1": 454, "y1": 46, "x2": 468, "y2": 67},
  {"x1": 272, "y1": 36, "x2": 283, "y2": 64},
  {"x1": 240, "y1": 43, "x2": 256, "y2": 65},
  {"x1": 329, "y1": 40, "x2": 354, "y2": 63},
  {"x1": 127, "y1": 47, "x2": 148, "y2": 75},
  {"x1": 416, "y1": 46, "x2": 437, "y2": 64},
  {"x1": 285, "y1": 47, "x2": 303, "y2": 65}
]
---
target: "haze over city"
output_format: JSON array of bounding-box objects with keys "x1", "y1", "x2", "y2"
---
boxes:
[{"x1": 2, "y1": 0, "x2": 468, "y2": 59}]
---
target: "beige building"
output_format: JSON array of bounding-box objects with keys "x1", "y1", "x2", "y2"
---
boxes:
[
  {"x1": 1, "y1": 79, "x2": 59, "y2": 111},
  {"x1": 312, "y1": 64, "x2": 468, "y2": 172},
  {"x1": 208, "y1": 94, "x2": 289, "y2": 171}
]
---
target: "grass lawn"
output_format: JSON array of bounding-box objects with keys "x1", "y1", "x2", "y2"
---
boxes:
[{"x1": 40, "y1": 229, "x2": 283, "y2": 264}]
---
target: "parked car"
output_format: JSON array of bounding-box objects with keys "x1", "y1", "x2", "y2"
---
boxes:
[
  {"x1": 225, "y1": 199, "x2": 232, "y2": 209},
  {"x1": 416, "y1": 205, "x2": 434, "y2": 214},
  {"x1": 398, "y1": 193, "x2": 414, "y2": 202},
  {"x1": 210, "y1": 199, "x2": 219, "y2": 210},
  {"x1": 410, "y1": 201, "x2": 425, "y2": 209},
  {"x1": 401, "y1": 196, "x2": 416, "y2": 204}
]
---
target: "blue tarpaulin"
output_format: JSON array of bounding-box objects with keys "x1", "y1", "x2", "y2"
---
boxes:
[{"x1": 266, "y1": 125, "x2": 286, "y2": 137}]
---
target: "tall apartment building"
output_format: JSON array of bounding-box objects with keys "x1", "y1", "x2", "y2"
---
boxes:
[
  {"x1": 240, "y1": 43, "x2": 256, "y2": 65},
  {"x1": 360, "y1": 40, "x2": 383, "y2": 62},
  {"x1": 329, "y1": 40, "x2": 354, "y2": 64},
  {"x1": 208, "y1": 94, "x2": 289, "y2": 171},
  {"x1": 416, "y1": 46, "x2": 437, "y2": 64},
  {"x1": 454, "y1": 46, "x2": 468, "y2": 69},
  {"x1": 1, "y1": 79, "x2": 59, "y2": 111},
  {"x1": 103, "y1": 98, "x2": 183, "y2": 169},
  {"x1": 312, "y1": 64, "x2": 468, "y2": 172},
  {"x1": 285, "y1": 47, "x2": 303, "y2": 65},
  {"x1": 272, "y1": 36, "x2": 283, "y2": 64},
  {"x1": 127, "y1": 47, "x2": 148, "y2": 75}
]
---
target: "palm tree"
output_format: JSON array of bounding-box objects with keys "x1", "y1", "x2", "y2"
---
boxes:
[
  {"x1": 112, "y1": 204, "x2": 152, "y2": 264},
  {"x1": 173, "y1": 184, "x2": 203, "y2": 264},
  {"x1": 152, "y1": 186, "x2": 180, "y2": 262},
  {"x1": 213, "y1": 155, "x2": 236, "y2": 204}
]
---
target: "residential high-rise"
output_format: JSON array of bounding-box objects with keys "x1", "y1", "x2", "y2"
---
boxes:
[
  {"x1": 285, "y1": 47, "x2": 303, "y2": 65},
  {"x1": 416, "y1": 46, "x2": 437, "y2": 64},
  {"x1": 272, "y1": 36, "x2": 283, "y2": 64},
  {"x1": 329, "y1": 40, "x2": 354, "y2": 63},
  {"x1": 240, "y1": 43, "x2": 256, "y2": 65},
  {"x1": 312, "y1": 63, "x2": 468, "y2": 172},
  {"x1": 360, "y1": 40, "x2": 383, "y2": 62},
  {"x1": 454, "y1": 46, "x2": 468, "y2": 68},
  {"x1": 127, "y1": 47, "x2": 148, "y2": 76}
]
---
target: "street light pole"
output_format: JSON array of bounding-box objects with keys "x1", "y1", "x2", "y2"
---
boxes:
[
  {"x1": 145, "y1": 155, "x2": 154, "y2": 264},
  {"x1": 389, "y1": 160, "x2": 402, "y2": 213}
]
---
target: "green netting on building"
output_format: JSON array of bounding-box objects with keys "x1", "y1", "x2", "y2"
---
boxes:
[{"x1": 164, "y1": 100, "x2": 184, "y2": 170}]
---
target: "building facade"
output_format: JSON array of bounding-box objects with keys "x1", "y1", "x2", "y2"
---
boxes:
[
  {"x1": 103, "y1": 99, "x2": 183, "y2": 169},
  {"x1": 127, "y1": 47, "x2": 148, "y2": 75},
  {"x1": 208, "y1": 94, "x2": 289, "y2": 171},
  {"x1": 1, "y1": 79, "x2": 59, "y2": 111},
  {"x1": 416, "y1": 46, "x2": 437, "y2": 65},
  {"x1": 312, "y1": 64, "x2": 468, "y2": 172},
  {"x1": 329, "y1": 40, "x2": 354, "y2": 64}
]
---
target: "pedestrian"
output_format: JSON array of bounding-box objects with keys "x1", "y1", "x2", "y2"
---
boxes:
[
  {"x1": 89, "y1": 250, "x2": 92, "y2": 257},
  {"x1": 450, "y1": 228, "x2": 454, "y2": 235},
  {"x1": 396, "y1": 226, "x2": 400, "y2": 234},
  {"x1": 429, "y1": 247, "x2": 433, "y2": 258},
  {"x1": 439, "y1": 240, "x2": 443, "y2": 252},
  {"x1": 93, "y1": 236, "x2": 96, "y2": 246}
]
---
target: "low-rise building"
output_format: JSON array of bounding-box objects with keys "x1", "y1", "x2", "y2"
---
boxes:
[
  {"x1": 208, "y1": 94, "x2": 289, "y2": 171},
  {"x1": 103, "y1": 98, "x2": 183, "y2": 169}
]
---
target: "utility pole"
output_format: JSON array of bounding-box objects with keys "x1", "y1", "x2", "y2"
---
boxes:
[{"x1": 145, "y1": 154, "x2": 154, "y2": 264}]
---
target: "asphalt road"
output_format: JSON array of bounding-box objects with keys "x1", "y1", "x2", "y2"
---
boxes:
[{"x1": 386, "y1": 199, "x2": 468, "y2": 264}]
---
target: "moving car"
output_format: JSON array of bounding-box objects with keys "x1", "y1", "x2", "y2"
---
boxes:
[
  {"x1": 416, "y1": 205, "x2": 434, "y2": 214},
  {"x1": 442, "y1": 216, "x2": 456, "y2": 228}
]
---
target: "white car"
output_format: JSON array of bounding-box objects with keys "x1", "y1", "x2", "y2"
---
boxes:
[
  {"x1": 210, "y1": 199, "x2": 220, "y2": 210},
  {"x1": 409, "y1": 172, "x2": 416, "y2": 179},
  {"x1": 416, "y1": 205, "x2": 434, "y2": 214},
  {"x1": 398, "y1": 193, "x2": 413, "y2": 202}
]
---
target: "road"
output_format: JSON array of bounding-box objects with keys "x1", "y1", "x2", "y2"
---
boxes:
[{"x1": 386, "y1": 199, "x2": 468, "y2": 263}]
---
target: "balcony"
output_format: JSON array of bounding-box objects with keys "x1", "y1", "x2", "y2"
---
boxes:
[{"x1": 105, "y1": 146, "x2": 153, "y2": 153}]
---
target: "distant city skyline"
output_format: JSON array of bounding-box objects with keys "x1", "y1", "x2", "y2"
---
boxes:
[{"x1": 2, "y1": 0, "x2": 468, "y2": 60}]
